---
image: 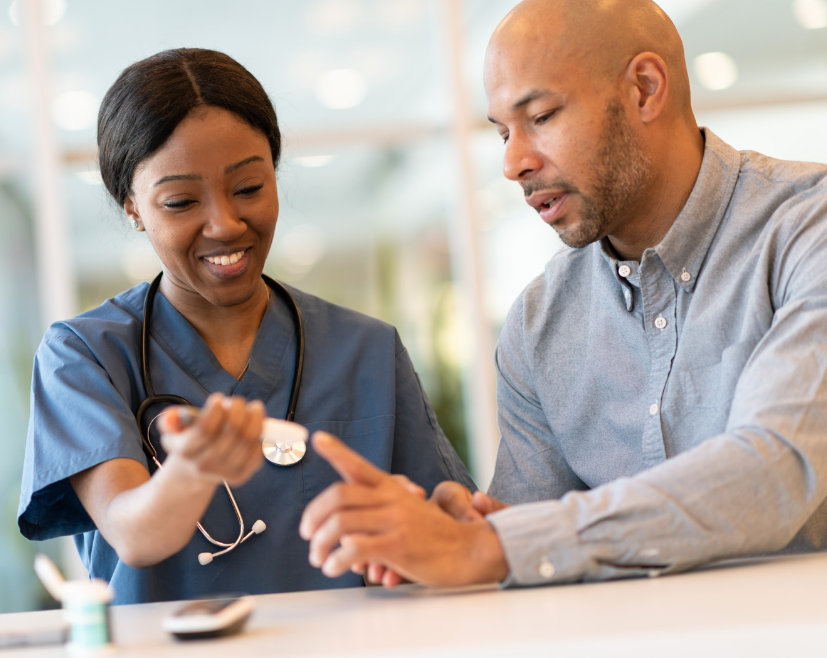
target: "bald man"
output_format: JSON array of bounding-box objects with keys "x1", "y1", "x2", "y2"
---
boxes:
[{"x1": 300, "y1": 0, "x2": 827, "y2": 587}]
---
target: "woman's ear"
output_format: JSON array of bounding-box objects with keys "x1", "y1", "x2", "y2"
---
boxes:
[
  {"x1": 124, "y1": 196, "x2": 142, "y2": 231},
  {"x1": 623, "y1": 51, "x2": 669, "y2": 125}
]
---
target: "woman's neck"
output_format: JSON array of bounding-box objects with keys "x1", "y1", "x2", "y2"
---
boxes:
[{"x1": 159, "y1": 277, "x2": 270, "y2": 380}]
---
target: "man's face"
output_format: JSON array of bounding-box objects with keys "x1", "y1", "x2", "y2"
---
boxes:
[{"x1": 484, "y1": 37, "x2": 651, "y2": 249}]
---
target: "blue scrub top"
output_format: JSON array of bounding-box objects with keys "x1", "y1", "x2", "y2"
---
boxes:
[{"x1": 18, "y1": 281, "x2": 474, "y2": 604}]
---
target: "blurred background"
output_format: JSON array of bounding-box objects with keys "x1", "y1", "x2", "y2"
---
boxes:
[{"x1": 0, "y1": 0, "x2": 825, "y2": 612}]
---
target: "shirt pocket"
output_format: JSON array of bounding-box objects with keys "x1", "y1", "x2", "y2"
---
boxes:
[
  {"x1": 677, "y1": 339, "x2": 757, "y2": 409},
  {"x1": 299, "y1": 416, "x2": 395, "y2": 507}
]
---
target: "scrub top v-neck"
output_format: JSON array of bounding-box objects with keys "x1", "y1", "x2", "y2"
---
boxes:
[{"x1": 18, "y1": 281, "x2": 474, "y2": 604}]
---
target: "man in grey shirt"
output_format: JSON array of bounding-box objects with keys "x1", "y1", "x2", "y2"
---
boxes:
[{"x1": 299, "y1": 0, "x2": 827, "y2": 587}]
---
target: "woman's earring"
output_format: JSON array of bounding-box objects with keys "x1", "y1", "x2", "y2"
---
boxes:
[{"x1": 130, "y1": 219, "x2": 139, "y2": 229}]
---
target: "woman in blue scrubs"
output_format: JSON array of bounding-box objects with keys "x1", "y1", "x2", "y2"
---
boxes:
[{"x1": 17, "y1": 48, "x2": 474, "y2": 604}]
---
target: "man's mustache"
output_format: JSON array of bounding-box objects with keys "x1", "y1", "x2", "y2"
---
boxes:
[{"x1": 520, "y1": 180, "x2": 579, "y2": 197}]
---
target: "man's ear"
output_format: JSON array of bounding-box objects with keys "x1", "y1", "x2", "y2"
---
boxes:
[
  {"x1": 124, "y1": 195, "x2": 142, "y2": 230},
  {"x1": 623, "y1": 52, "x2": 669, "y2": 124}
]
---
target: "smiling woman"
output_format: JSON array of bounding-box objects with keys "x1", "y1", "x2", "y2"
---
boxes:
[{"x1": 17, "y1": 48, "x2": 473, "y2": 605}]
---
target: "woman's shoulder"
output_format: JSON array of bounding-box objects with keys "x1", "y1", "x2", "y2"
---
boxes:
[
  {"x1": 42, "y1": 282, "x2": 149, "y2": 349},
  {"x1": 285, "y1": 284, "x2": 397, "y2": 339}
]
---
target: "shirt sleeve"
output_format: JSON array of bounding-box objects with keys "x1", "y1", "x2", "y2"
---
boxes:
[
  {"x1": 490, "y1": 291, "x2": 588, "y2": 504},
  {"x1": 18, "y1": 329, "x2": 148, "y2": 541},
  {"x1": 488, "y1": 203, "x2": 827, "y2": 586},
  {"x1": 389, "y1": 332, "x2": 476, "y2": 493}
]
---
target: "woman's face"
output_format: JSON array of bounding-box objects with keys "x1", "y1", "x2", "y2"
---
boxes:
[{"x1": 124, "y1": 105, "x2": 278, "y2": 310}]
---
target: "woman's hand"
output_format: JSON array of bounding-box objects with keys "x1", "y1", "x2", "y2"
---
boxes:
[{"x1": 159, "y1": 393, "x2": 265, "y2": 486}]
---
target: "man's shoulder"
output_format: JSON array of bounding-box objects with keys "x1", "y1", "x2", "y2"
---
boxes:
[
  {"x1": 735, "y1": 149, "x2": 827, "y2": 213},
  {"x1": 503, "y1": 245, "x2": 594, "y2": 334}
]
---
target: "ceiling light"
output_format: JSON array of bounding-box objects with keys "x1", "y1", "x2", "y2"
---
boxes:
[
  {"x1": 315, "y1": 69, "x2": 367, "y2": 109},
  {"x1": 307, "y1": 0, "x2": 362, "y2": 33},
  {"x1": 296, "y1": 155, "x2": 335, "y2": 167},
  {"x1": 793, "y1": 0, "x2": 827, "y2": 28},
  {"x1": 8, "y1": 0, "x2": 66, "y2": 26},
  {"x1": 693, "y1": 52, "x2": 738, "y2": 91},
  {"x1": 52, "y1": 90, "x2": 98, "y2": 130}
]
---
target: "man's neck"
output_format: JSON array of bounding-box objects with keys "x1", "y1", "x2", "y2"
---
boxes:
[{"x1": 608, "y1": 127, "x2": 705, "y2": 262}]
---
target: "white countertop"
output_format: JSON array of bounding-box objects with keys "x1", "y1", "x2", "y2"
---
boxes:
[{"x1": 3, "y1": 552, "x2": 827, "y2": 657}]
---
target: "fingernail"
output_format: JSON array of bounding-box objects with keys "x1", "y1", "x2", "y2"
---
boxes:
[
  {"x1": 309, "y1": 552, "x2": 320, "y2": 568},
  {"x1": 313, "y1": 432, "x2": 331, "y2": 448},
  {"x1": 222, "y1": 397, "x2": 233, "y2": 410},
  {"x1": 321, "y1": 559, "x2": 336, "y2": 576}
]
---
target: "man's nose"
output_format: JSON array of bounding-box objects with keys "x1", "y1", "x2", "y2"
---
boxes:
[
  {"x1": 202, "y1": 197, "x2": 246, "y2": 241},
  {"x1": 502, "y1": 132, "x2": 542, "y2": 181}
]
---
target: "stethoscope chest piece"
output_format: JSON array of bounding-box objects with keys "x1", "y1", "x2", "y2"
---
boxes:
[{"x1": 261, "y1": 418, "x2": 309, "y2": 466}]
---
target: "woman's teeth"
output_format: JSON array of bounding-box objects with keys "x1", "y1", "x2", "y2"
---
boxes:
[{"x1": 205, "y1": 250, "x2": 245, "y2": 265}]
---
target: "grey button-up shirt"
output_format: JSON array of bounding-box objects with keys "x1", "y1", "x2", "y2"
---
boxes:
[{"x1": 487, "y1": 129, "x2": 827, "y2": 585}]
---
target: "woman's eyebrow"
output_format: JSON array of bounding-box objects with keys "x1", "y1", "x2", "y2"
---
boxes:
[
  {"x1": 153, "y1": 156, "x2": 266, "y2": 187},
  {"x1": 154, "y1": 173, "x2": 201, "y2": 186},
  {"x1": 225, "y1": 155, "x2": 265, "y2": 174}
]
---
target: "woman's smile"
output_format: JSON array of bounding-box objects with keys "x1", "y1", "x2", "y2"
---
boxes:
[
  {"x1": 201, "y1": 247, "x2": 252, "y2": 278},
  {"x1": 124, "y1": 105, "x2": 279, "y2": 311}
]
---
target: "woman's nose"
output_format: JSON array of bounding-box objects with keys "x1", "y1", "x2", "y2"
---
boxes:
[
  {"x1": 502, "y1": 132, "x2": 543, "y2": 181},
  {"x1": 202, "y1": 197, "x2": 246, "y2": 241}
]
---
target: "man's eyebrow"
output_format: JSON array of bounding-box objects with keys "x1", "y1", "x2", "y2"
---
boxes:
[
  {"x1": 225, "y1": 155, "x2": 265, "y2": 174},
  {"x1": 512, "y1": 89, "x2": 552, "y2": 111},
  {"x1": 487, "y1": 89, "x2": 554, "y2": 124}
]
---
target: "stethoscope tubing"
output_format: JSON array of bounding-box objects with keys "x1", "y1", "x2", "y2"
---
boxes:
[{"x1": 133, "y1": 272, "x2": 306, "y2": 563}]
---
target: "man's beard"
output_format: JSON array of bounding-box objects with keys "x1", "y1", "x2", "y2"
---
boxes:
[{"x1": 524, "y1": 98, "x2": 652, "y2": 249}]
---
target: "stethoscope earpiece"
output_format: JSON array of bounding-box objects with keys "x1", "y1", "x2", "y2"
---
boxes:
[{"x1": 198, "y1": 519, "x2": 267, "y2": 566}]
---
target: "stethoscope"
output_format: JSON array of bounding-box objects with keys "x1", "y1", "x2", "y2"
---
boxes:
[{"x1": 134, "y1": 272, "x2": 306, "y2": 565}]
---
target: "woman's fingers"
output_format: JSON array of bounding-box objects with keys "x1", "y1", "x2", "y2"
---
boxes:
[
  {"x1": 471, "y1": 491, "x2": 510, "y2": 515},
  {"x1": 161, "y1": 394, "x2": 265, "y2": 484},
  {"x1": 431, "y1": 481, "x2": 483, "y2": 521}
]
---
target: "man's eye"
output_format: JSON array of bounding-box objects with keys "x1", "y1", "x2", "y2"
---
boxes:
[
  {"x1": 500, "y1": 133, "x2": 509, "y2": 144},
  {"x1": 237, "y1": 184, "x2": 264, "y2": 196},
  {"x1": 536, "y1": 110, "x2": 557, "y2": 125}
]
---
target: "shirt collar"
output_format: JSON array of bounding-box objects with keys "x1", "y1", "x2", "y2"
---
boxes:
[
  {"x1": 654, "y1": 128, "x2": 741, "y2": 292},
  {"x1": 598, "y1": 128, "x2": 741, "y2": 293}
]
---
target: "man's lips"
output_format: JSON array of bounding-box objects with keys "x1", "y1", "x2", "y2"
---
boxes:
[{"x1": 525, "y1": 191, "x2": 570, "y2": 225}]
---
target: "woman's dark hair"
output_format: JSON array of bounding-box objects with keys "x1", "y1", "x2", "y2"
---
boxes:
[{"x1": 98, "y1": 48, "x2": 281, "y2": 206}]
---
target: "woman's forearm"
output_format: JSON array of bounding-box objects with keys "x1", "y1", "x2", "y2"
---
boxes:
[{"x1": 71, "y1": 456, "x2": 218, "y2": 568}]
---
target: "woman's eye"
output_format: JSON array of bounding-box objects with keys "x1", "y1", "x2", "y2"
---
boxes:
[
  {"x1": 236, "y1": 184, "x2": 264, "y2": 196},
  {"x1": 164, "y1": 199, "x2": 195, "y2": 210}
]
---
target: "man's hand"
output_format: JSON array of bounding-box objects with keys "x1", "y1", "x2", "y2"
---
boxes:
[
  {"x1": 299, "y1": 432, "x2": 510, "y2": 587},
  {"x1": 431, "y1": 482, "x2": 510, "y2": 521}
]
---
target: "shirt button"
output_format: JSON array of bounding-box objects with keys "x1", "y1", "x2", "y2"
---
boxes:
[
  {"x1": 618, "y1": 265, "x2": 632, "y2": 277},
  {"x1": 681, "y1": 269, "x2": 692, "y2": 282},
  {"x1": 654, "y1": 316, "x2": 667, "y2": 330},
  {"x1": 538, "y1": 560, "x2": 556, "y2": 579},
  {"x1": 649, "y1": 403, "x2": 659, "y2": 416}
]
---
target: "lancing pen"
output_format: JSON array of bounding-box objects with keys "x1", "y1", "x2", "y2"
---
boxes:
[{"x1": 162, "y1": 405, "x2": 310, "y2": 466}]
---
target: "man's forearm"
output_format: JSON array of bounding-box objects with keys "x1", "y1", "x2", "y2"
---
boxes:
[{"x1": 487, "y1": 427, "x2": 825, "y2": 585}]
